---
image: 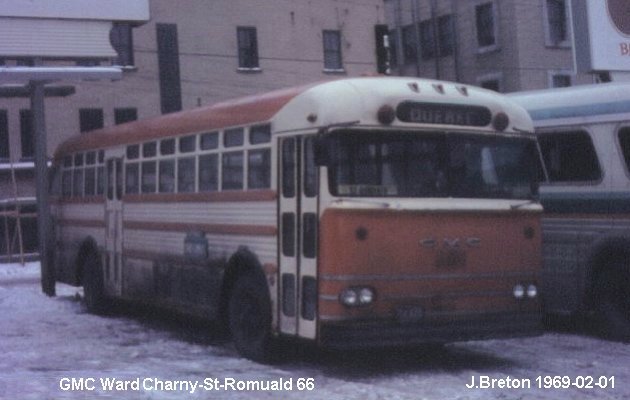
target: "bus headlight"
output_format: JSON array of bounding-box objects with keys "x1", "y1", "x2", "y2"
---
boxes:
[
  {"x1": 513, "y1": 284, "x2": 525, "y2": 299},
  {"x1": 359, "y1": 287, "x2": 375, "y2": 304},
  {"x1": 340, "y1": 288, "x2": 358, "y2": 306},
  {"x1": 526, "y1": 284, "x2": 538, "y2": 298},
  {"x1": 339, "y1": 287, "x2": 376, "y2": 307}
]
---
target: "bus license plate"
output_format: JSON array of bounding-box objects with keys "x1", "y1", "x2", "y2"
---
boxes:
[{"x1": 396, "y1": 306, "x2": 425, "y2": 323}]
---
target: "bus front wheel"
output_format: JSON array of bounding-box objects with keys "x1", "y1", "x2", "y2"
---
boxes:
[
  {"x1": 228, "y1": 272, "x2": 274, "y2": 362},
  {"x1": 592, "y1": 260, "x2": 630, "y2": 341}
]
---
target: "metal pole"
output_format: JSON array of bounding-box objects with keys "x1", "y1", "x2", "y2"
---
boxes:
[{"x1": 31, "y1": 79, "x2": 55, "y2": 296}]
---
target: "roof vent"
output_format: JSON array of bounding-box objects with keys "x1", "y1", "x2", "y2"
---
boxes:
[
  {"x1": 407, "y1": 82, "x2": 420, "y2": 93},
  {"x1": 432, "y1": 84, "x2": 445, "y2": 94}
]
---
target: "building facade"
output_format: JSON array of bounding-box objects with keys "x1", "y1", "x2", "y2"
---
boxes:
[
  {"x1": 0, "y1": 0, "x2": 386, "y2": 260},
  {"x1": 384, "y1": 0, "x2": 600, "y2": 92}
]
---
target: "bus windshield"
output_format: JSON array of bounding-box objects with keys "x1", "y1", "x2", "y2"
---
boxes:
[{"x1": 327, "y1": 130, "x2": 540, "y2": 200}]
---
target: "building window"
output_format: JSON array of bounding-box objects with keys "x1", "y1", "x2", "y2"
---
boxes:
[
  {"x1": 388, "y1": 29, "x2": 398, "y2": 68},
  {"x1": 323, "y1": 30, "x2": 343, "y2": 71},
  {"x1": 375, "y1": 25, "x2": 389, "y2": 74},
  {"x1": 156, "y1": 23, "x2": 182, "y2": 114},
  {"x1": 401, "y1": 24, "x2": 417, "y2": 64},
  {"x1": 437, "y1": 15, "x2": 454, "y2": 57},
  {"x1": 79, "y1": 108, "x2": 104, "y2": 133},
  {"x1": 545, "y1": 0, "x2": 569, "y2": 47},
  {"x1": 0, "y1": 110, "x2": 8, "y2": 161},
  {"x1": 549, "y1": 71, "x2": 572, "y2": 88},
  {"x1": 237, "y1": 27, "x2": 259, "y2": 69},
  {"x1": 110, "y1": 23, "x2": 134, "y2": 66},
  {"x1": 114, "y1": 108, "x2": 137, "y2": 124},
  {"x1": 19, "y1": 109, "x2": 34, "y2": 160},
  {"x1": 475, "y1": 2, "x2": 497, "y2": 50},
  {"x1": 539, "y1": 131, "x2": 601, "y2": 182},
  {"x1": 419, "y1": 20, "x2": 435, "y2": 60}
]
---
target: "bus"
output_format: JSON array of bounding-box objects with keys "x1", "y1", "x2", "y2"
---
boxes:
[
  {"x1": 50, "y1": 77, "x2": 543, "y2": 362},
  {"x1": 510, "y1": 82, "x2": 630, "y2": 341}
]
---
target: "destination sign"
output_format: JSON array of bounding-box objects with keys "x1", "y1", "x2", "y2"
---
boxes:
[{"x1": 396, "y1": 101, "x2": 492, "y2": 127}]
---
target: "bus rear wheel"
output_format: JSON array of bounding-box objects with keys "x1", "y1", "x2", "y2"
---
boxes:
[
  {"x1": 592, "y1": 260, "x2": 630, "y2": 341},
  {"x1": 82, "y1": 251, "x2": 109, "y2": 315},
  {"x1": 228, "y1": 272, "x2": 274, "y2": 362}
]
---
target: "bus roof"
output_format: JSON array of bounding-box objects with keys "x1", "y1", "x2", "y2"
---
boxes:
[
  {"x1": 508, "y1": 82, "x2": 630, "y2": 125},
  {"x1": 54, "y1": 77, "x2": 533, "y2": 161}
]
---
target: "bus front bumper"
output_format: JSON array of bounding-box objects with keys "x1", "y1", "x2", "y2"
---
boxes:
[{"x1": 318, "y1": 311, "x2": 542, "y2": 349}]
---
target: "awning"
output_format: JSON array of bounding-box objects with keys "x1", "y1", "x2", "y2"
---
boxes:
[{"x1": 0, "y1": 17, "x2": 117, "y2": 59}]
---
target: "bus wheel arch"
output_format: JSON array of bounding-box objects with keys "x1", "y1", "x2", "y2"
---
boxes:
[
  {"x1": 221, "y1": 247, "x2": 274, "y2": 362},
  {"x1": 588, "y1": 238, "x2": 630, "y2": 341}
]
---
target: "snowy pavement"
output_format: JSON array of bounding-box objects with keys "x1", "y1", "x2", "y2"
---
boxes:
[{"x1": 0, "y1": 262, "x2": 629, "y2": 399}]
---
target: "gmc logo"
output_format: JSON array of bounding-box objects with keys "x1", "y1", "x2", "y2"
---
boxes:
[{"x1": 420, "y1": 237, "x2": 481, "y2": 249}]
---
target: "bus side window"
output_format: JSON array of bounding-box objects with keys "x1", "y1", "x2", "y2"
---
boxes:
[
  {"x1": 73, "y1": 153, "x2": 84, "y2": 198},
  {"x1": 125, "y1": 162, "x2": 140, "y2": 194},
  {"x1": 178, "y1": 157, "x2": 196, "y2": 193},
  {"x1": 85, "y1": 151, "x2": 96, "y2": 196},
  {"x1": 199, "y1": 154, "x2": 218, "y2": 191},
  {"x1": 116, "y1": 159, "x2": 123, "y2": 199},
  {"x1": 222, "y1": 151, "x2": 244, "y2": 190},
  {"x1": 538, "y1": 131, "x2": 601, "y2": 183},
  {"x1": 248, "y1": 149, "x2": 270, "y2": 189},
  {"x1": 159, "y1": 159, "x2": 175, "y2": 193},
  {"x1": 96, "y1": 164, "x2": 105, "y2": 195},
  {"x1": 141, "y1": 161, "x2": 157, "y2": 193},
  {"x1": 250, "y1": 124, "x2": 271, "y2": 144},
  {"x1": 62, "y1": 169, "x2": 72, "y2": 198},
  {"x1": 618, "y1": 127, "x2": 630, "y2": 174}
]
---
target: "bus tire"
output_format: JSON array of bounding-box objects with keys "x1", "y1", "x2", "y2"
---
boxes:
[
  {"x1": 592, "y1": 259, "x2": 630, "y2": 342},
  {"x1": 228, "y1": 272, "x2": 274, "y2": 362},
  {"x1": 82, "y1": 250, "x2": 109, "y2": 315}
]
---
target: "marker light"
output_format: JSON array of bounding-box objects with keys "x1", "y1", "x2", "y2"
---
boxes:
[
  {"x1": 513, "y1": 284, "x2": 525, "y2": 299},
  {"x1": 340, "y1": 288, "x2": 358, "y2": 306},
  {"x1": 527, "y1": 284, "x2": 538, "y2": 298},
  {"x1": 377, "y1": 105, "x2": 396, "y2": 125},
  {"x1": 339, "y1": 287, "x2": 376, "y2": 307},
  {"x1": 492, "y1": 112, "x2": 509, "y2": 131},
  {"x1": 359, "y1": 287, "x2": 375, "y2": 304}
]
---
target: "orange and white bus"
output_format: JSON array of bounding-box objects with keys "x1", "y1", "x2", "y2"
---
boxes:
[{"x1": 50, "y1": 77, "x2": 543, "y2": 361}]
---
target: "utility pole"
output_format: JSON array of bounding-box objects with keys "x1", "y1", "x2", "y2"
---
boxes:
[{"x1": 30, "y1": 61, "x2": 54, "y2": 295}]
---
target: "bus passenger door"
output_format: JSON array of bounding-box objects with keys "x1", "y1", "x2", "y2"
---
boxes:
[
  {"x1": 104, "y1": 155, "x2": 123, "y2": 296},
  {"x1": 278, "y1": 135, "x2": 318, "y2": 339}
]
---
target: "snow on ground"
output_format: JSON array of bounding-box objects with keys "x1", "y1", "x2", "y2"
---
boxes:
[{"x1": 0, "y1": 262, "x2": 629, "y2": 400}]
